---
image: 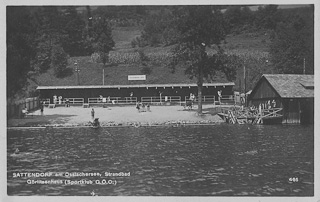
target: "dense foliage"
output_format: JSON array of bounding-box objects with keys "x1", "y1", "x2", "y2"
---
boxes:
[
  {"x1": 168, "y1": 6, "x2": 234, "y2": 114},
  {"x1": 7, "y1": 5, "x2": 314, "y2": 100},
  {"x1": 139, "y1": 5, "x2": 314, "y2": 74},
  {"x1": 7, "y1": 7, "x2": 36, "y2": 98},
  {"x1": 7, "y1": 6, "x2": 115, "y2": 98},
  {"x1": 137, "y1": 5, "x2": 283, "y2": 47},
  {"x1": 51, "y1": 45, "x2": 69, "y2": 77},
  {"x1": 269, "y1": 6, "x2": 314, "y2": 74}
]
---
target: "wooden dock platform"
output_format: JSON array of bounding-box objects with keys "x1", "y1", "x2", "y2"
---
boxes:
[{"x1": 218, "y1": 107, "x2": 283, "y2": 124}]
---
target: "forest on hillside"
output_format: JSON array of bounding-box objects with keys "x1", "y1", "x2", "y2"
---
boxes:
[{"x1": 7, "y1": 5, "x2": 314, "y2": 100}]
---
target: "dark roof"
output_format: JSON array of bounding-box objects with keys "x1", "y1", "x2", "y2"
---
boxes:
[
  {"x1": 263, "y1": 74, "x2": 314, "y2": 98},
  {"x1": 37, "y1": 82, "x2": 235, "y2": 90}
]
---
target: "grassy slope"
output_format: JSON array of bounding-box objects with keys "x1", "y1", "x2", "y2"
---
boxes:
[
  {"x1": 223, "y1": 32, "x2": 271, "y2": 52},
  {"x1": 112, "y1": 26, "x2": 142, "y2": 50},
  {"x1": 36, "y1": 26, "x2": 270, "y2": 87}
]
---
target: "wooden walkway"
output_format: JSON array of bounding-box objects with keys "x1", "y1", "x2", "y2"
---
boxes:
[{"x1": 218, "y1": 107, "x2": 283, "y2": 124}]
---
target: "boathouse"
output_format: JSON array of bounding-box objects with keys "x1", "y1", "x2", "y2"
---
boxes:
[{"x1": 248, "y1": 74, "x2": 314, "y2": 124}]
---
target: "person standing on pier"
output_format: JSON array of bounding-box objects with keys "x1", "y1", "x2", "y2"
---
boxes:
[
  {"x1": 91, "y1": 108, "x2": 95, "y2": 120},
  {"x1": 40, "y1": 101, "x2": 44, "y2": 115},
  {"x1": 53, "y1": 95, "x2": 57, "y2": 104},
  {"x1": 218, "y1": 90, "x2": 222, "y2": 104},
  {"x1": 65, "y1": 98, "x2": 70, "y2": 107}
]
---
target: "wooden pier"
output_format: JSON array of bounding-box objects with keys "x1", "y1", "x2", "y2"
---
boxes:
[{"x1": 218, "y1": 107, "x2": 283, "y2": 124}]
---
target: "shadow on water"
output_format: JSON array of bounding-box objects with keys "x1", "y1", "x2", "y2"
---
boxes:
[
  {"x1": 8, "y1": 114, "x2": 77, "y2": 127},
  {"x1": 7, "y1": 124, "x2": 314, "y2": 196}
]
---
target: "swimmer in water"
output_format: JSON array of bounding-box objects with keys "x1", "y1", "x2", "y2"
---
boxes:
[{"x1": 14, "y1": 148, "x2": 19, "y2": 154}]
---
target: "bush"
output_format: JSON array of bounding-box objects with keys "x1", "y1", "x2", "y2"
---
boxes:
[
  {"x1": 50, "y1": 45, "x2": 69, "y2": 78},
  {"x1": 138, "y1": 49, "x2": 149, "y2": 62},
  {"x1": 91, "y1": 52, "x2": 100, "y2": 63}
]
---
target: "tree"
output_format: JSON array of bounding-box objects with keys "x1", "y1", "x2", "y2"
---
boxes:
[
  {"x1": 51, "y1": 45, "x2": 69, "y2": 78},
  {"x1": 33, "y1": 35, "x2": 53, "y2": 73},
  {"x1": 99, "y1": 51, "x2": 109, "y2": 67},
  {"x1": 92, "y1": 17, "x2": 115, "y2": 67},
  {"x1": 139, "y1": 10, "x2": 179, "y2": 46},
  {"x1": 224, "y1": 6, "x2": 243, "y2": 33},
  {"x1": 62, "y1": 6, "x2": 88, "y2": 56},
  {"x1": 254, "y1": 5, "x2": 279, "y2": 30},
  {"x1": 168, "y1": 6, "x2": 233, "y2": 114},
  {"x1": 269, "y1": 8, "x2": 314, "y2": 74},
  {"x1": 32, "y1": 7, "x2": 67, "y2": 73},
  {"x1": 33, "y1": 7, "x2": 66, "y2": 45},
  {"x1": 86, "y1": 6, "x2": 93, "y2": 38},
  {"x1": 7, "y1": 6, "x2": 36, "y2": 98},
  {"x1": 141, "y1": 14, "x2": 166, "y2": 46}
]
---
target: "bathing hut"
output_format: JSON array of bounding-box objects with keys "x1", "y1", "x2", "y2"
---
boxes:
[
  {"x1": 37, "y1": 82, "x2": 235, "y2": 105},
  {"x1": 248, "y1": 74, "x2": 314, "y2": 124},
  {"x1": 35, "y1": 59, "x2": 235, "y2": 106}
]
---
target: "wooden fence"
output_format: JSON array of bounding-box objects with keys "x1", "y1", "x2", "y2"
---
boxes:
[{"x1": 7, "y1": 97, "x2": 39, "y2": 119}]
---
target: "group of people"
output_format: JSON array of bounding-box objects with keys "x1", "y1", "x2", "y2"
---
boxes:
[
  {"x1": 53, "y1": 95, "x2": 63, "y2": 104},
  {"x1": 247, "y1": 99, "x2": 277, "y2": 114},
  {"x1": 136, "y1": 102, "x2": 150, "y2": 112},
  {"x1": 99, "y1": 95, "x2": 114, "y2": 104},
  {"x1": 184, "y1": 93, "x2": 196, "y2": 110},
  {"x1": 53, "y1": 95, "x2": 70, "y2": 107},
  {"x1": 258, "y1": 100, "x2": 277, "y2": 110}
]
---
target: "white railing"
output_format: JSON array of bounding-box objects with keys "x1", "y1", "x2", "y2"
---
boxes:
[
  {"x1": 115, "y1": 97, "x2": 138, "y2": 104},
  {"x1": 141, "y1": 96, "x2": 181, "y2": 104},
  {"x1": 66, "y1": 98, "x2": 84, "y2": 104},
  {"x1": 88, "y1": 97, "x2": 138, "y2": 104},
  {"x1": 184, "y1": 95, "x2": 215, "y2": 102},
  {"x1": 88, "y1": 97, "x2": 100, "y2": 103},
  {"x1": 53, "y1": 98, "x2": 84, "y2": 104}
]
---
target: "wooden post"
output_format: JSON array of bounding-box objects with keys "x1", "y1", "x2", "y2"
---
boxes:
[
  {"x1": 303, "y1": 58, "x2": 306, "y2": 75},
  {"x1": 103, "y1": 69, "x2": 105, "y2": 85},
  {"x1": 298, "y1": 100, "x2": 301, "y2": 124}
]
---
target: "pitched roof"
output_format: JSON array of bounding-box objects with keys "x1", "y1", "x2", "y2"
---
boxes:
[{"x1": 263, "y1": 74, "x2": 314, "y2": 98}]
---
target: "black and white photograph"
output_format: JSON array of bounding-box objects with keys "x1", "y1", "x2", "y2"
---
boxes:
[{"x1": 2, "y1": 0, "x2": 319, "y2": 201}]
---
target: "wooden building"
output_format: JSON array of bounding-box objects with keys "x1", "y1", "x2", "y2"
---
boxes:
[
  {"x1": 37, "y1": 82, "x2": 234, "y2": 104},
  {"x1": 248, "y1": 74, "x2": 314, "y2": 124}
]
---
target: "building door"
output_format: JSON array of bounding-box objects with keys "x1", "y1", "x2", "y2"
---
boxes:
[{"x1": 287, "y1": 99, "x2": 300, "y2": 124}]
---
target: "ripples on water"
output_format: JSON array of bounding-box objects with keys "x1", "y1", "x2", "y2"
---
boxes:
[{"x1": 7, "y1": 124, "x2": 314, "y2": 196}]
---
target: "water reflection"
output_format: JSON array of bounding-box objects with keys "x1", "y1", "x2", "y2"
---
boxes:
[{"x1": 7, "y1": 124, "x2": 314, "y2": 196}]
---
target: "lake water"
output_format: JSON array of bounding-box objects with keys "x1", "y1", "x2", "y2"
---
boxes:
[{"x1": 7, "y1": 124, "x2": 314, "y2": 196}]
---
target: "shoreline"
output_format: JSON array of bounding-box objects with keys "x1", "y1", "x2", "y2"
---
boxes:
[
  {"x1": 7, "y1": 105, "x2": 226, "y2": 128},
  {"x1": 7, "y1": 122, "x2": 225, "y2": 129}
]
